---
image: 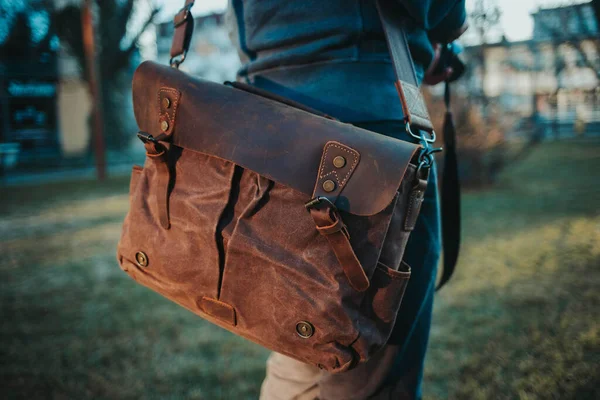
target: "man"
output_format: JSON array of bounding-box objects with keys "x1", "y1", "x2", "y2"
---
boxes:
[{"x1": 226, "y1": 1, "x2": 468, "y2": 398}]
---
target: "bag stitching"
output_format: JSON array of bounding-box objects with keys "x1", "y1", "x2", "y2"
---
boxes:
[{"x1": 319, "y1": 143, "x2": 359, "y2": 187}]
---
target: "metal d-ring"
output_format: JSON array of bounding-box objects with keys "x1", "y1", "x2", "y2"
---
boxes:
[
  {"x1": 170, "y1": 51, "x2": 187, "y2": 69},
  {"x1": 415, "y1": 144, "x2": 442, "y2": 179},
  {"x1": 406, "y1": 122, "x2": 436, "y2": 144}
]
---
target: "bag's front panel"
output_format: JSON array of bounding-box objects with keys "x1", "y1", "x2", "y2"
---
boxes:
[
  {"x1": 118, "y1": 148, "x2": 235, "y2": 310},
  {"x1": 118, "y1": 145, "x2": 415, "y2": 372},
  {"x1": 218, "y1": 169, "x2": 362, "y2": 371}
]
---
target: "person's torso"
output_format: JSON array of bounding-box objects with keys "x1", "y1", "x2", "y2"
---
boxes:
[{"x1": 226, "y1": 0, "x2": 435, "y2": 122}]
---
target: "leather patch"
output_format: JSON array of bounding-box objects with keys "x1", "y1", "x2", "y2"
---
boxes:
[
  {"x1": 158, "y1": 87, "x2": 181, "y2": 137},
  {"x1": 312, "y1": 141, "x2": 360, "y2": 202},
  {"x1": 199, "y1": 297, "x2": 236, "y2": 326},
  {"x1": 396, "y1": 81, "x2": 433, "y2": 132}
]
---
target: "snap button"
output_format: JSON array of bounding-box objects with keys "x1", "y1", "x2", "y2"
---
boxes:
[
  {"x1": 322, "y1": 180, "x2": 336, "y2": 193},
  {"x1": 296, "y1": 321, "x2": 314, "y2": 338},
  {"x1": 160, "y1": 120, "x2": 169, "y2": 132},
  {"x1": 135, "y1": 251, "x2": 149, "y2": 267},
  {"x1": 162, "y1": 97, "x2": 171, "y2": 109},
  {"x1": 333, "y1": 156, "x2": 346, "y2": 168}
]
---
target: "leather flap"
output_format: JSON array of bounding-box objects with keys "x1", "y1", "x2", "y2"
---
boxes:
[{"x1": 132, "y1": 61, "x2": 420, "y2": 216}]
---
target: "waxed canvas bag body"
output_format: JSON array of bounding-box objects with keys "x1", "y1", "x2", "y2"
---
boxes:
[{"x1": 117, "y1": 0, "x2": 443, "y2": 373}]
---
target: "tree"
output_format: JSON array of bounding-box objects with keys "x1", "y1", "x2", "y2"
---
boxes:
[
  {"x1": 468, "y1": 0, "x2": 502, "y2": 106},
  {"x1": 0, "y1": 12, "x2": 33, "y2": 60},
  {"x1": 529, "y1": 2, "x2": 599, "y2": 138},
  {"x1": 55, "y1": 1, "x2": 159, "y2": 150},
  {"x1": 0, "y1": 0, "x2": 56, "y2": 62}
]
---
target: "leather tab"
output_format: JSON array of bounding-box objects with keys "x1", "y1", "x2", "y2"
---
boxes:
[
  {"x1": 158, "y1": 87, "x2": 181, "y2": 137},
  {"x1": 404, "y1": 177, "x2": 427, "y2": 231},
  {"x1": 199, "y1": 297, "x2": 237, "y2": 326},
  {"x1": 310, "y1": 207, "x2": 369, "y2": 292},
  {"x1": 312, "y1": 141, "x2": 360, "y2": 205},
  {"x1": 377, "y1": 0, "x2": 434, "y2": 132},
  {"x1": 170, "y1": 0, "x2": 195, "y2": 59},
  {"x1": 395, "y1": 81, "x2": 434, "y2": 132},
  {"x1": 316, "y1": 215, "x2": 349, "y2": 237}
]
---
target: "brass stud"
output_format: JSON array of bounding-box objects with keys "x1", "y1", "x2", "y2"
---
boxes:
[
  {"x1": 296, "y1": 321, "x2": 314, "y2": 338},
  {"x1": 160, "y1": 120, "x2": 169, "y2": 132},
  {"x1": 162, "y1": 97, "x2": 171, "y2": 109},
  {"x1": 333, "y1": 156, "x2": 346, "y2": 168},
  {"x1": 135, "y1": 251, "x2": 148, "y2": 267},
  {"x1": 322, "y1": 180, "x2": 336, "y2": 193}
]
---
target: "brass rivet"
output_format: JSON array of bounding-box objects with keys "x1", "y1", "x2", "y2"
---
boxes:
[
  {"x1": 333, "y1": 156, "x2": 346, "y2": 168},
  {"x1": 322, "y1": 180, "x2": 336, "y2": 193},
  {"x1": 162, "y1": 97, "x2": 171, "y2": 109},
  {"x1": 160, "y1": 120, "x2": 169, "y2": 132},
  {"x1": 296, "y1": 321, "x2": 314, "y2": 338},
  {"x1": 135, "y1": 251, "x2": 148, "y2": 267}
]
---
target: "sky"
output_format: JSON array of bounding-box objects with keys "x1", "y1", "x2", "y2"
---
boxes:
[{"x1": 157, "y1": 0, "x2": 590, "y2": 43}]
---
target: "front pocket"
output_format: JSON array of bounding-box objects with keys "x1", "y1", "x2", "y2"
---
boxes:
[
  {"x1": 118, "y1": 149, "x2": 235, "y2": 307},
  {"x1": 217, "y1": 172, "x2": 362, "y2": 372}
]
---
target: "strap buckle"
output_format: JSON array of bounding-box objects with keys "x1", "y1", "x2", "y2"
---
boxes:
[
  {"x1": 137, "y1": 131, "x2": 159, "y2": 144},
  {"x1": 405, "y1": 122, "x2": 441, "y2": 173},
  {"x1": 406, "y1": 122, "x2": 436, "y2": 144},
  {"x1": 304, "y1": 196, "x2": 336, "y2": 210}
]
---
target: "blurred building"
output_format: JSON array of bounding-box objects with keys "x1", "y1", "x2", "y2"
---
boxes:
[
  {"x1": 0, "y1": 0, "x2": 93, "y2": 172},
  {"x1": 459, "y1": 1, "x2": 600, "y2": 138},
  {"x1": 1, "y1": 1, "x2": 61, "y2": 168},
  {"x1": 156, "y1": 12, "x2": 240, "y2": 82}
]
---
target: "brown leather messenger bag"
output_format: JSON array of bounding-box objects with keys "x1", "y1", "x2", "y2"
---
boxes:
[{"x1": 117, "y1": 0, "x2": 453, "y2": 373}]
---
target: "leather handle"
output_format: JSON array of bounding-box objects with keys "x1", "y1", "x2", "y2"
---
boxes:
[{"x1": 170, "y1": 0, "x2": 433, "y2": 132}]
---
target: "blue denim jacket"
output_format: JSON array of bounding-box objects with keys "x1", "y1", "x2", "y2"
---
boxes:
[{"x1": 226, "y1": 0, "x2": 466, "y2": 122}]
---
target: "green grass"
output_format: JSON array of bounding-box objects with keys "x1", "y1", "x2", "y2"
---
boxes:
[
  {"x1": 1, "y1": 138, "x2": 599, "y2": 399},
  {"x1": 425, "y1": 138, "x2": 600, "y2": 399}
]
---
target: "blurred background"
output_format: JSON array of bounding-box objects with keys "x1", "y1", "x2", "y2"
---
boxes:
[{"x1": 0, "y1": 0, "x2": 598, "y2": 398}]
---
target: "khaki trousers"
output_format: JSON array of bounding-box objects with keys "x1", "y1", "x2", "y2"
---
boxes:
[{"x1": 259, "y1": 345, "x2": 413, "y2": 400}]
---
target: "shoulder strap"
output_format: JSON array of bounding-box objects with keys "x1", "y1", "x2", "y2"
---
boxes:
[
  {"x1": 170, "y1": 0, "x2": 434, "y2": 133},
  {"x1": 375, "y1": 0, "x2": 434, "y2": 132},
  {"x1": 438, "y1": 81, "x2": 461, "y2": 290}
]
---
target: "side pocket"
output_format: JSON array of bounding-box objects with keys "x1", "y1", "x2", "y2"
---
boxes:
[
  {"x1": 368, "y1": 261, "x2": 411, "y2": 325},
  {"x1": 353, "y1": 261, "x2": 411, "y2": 361},
  {"x1": 378, "y1": 164, "x2": 423, "y2": 271}
]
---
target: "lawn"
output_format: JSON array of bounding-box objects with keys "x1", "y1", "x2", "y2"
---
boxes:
[{"x1": 1, "y1": 138, "x2": 599, "y2": 399}]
